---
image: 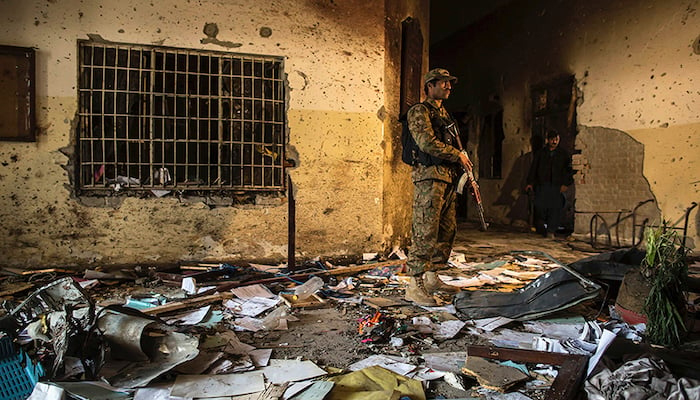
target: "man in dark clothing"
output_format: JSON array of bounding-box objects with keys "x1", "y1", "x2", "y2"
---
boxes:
[{"x1": 525, "y1": 130, "x2": 574, "y2": 239}]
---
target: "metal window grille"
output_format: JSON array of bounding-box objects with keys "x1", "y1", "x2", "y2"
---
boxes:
[{"x1": 77, "y1": 40, "x2": 286, "y2": 194}]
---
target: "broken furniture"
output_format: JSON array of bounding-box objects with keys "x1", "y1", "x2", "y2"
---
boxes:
[
  {"x1": 584, "y1": 209, "x2": 631, "y2": 249},
  {"x1": 632, "y1": 200, "x2": 698, "y2": 248}
]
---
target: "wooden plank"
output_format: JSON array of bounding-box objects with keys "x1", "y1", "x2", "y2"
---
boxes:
[
  {"x1": 280, "y1": 293, "x2": 326, "y2": 309},
  {"x1": 364, "y1": 297, "x2": 409, "y2": 309},
  {"x1": 141, "y1": 292, "x2": 232, "y2": 316},
  {"x1": 215, "y1": 259, "x2": 406, "y2": 292},
  {"x1": 255, "y1": 382, "x2": 289, "y2": 400},
  {"x1": 0, "y1": 283, "x2": 34, "y2": 297}
]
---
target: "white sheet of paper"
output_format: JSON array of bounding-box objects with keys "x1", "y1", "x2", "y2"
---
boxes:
[
  {"x1": 258, "y1": 359, "x2": 327, "y2": 384},
  {"x1": 587, "y1": 329, "x2": 617, "y2": 377},
  {"x1": 407, "y1": 366, "x2": 447, "y2": 381},
  {"x1": 231, "y1": 284, "x2": 277, "y2": 299},
  {"x1": 27, "y1": 383, "x2": 64, "y2": 400},
  {"x1": 225, "y1": 296, "x2": 279, "y2": 317},
  {"x1": 423, "y1": 352, "x2": 469, "y2": 374},
  {"x1": 420, "y1": 304, "x2": 457, "y2": 314},
  {"x1": 165, "y1": 305, "x2": 211, "y2": 325},
  {"x1": 233, "y1": 316, "x2": 264, "y2": 332},
  {"x1": 171, "y1": 372, "x2": 265, "y2": 398},
  {"x1": 471, "y1": 316, "x2": 515, "y2": 332},
  {"x1": 249, "y1": 263, "x2": 285, "y2": 273},
  {"x1": 348, "y1": 354, "x2": 416, "y2": 376},
  {"x1": 133, "y1": 387, "x2": 171, "y2": 400},
  {"x1": 181, "y1": 277, "x2": 197, "y2": 295},
  {"x1": 282, "y1": 380, "x2": 316, "y2": 400},
  {"x1": 434, "y1": 320, "x2": 467, "y2": 340},
  {"x1": 248, "y1": 348, "x2": 273, "y2": 367}
]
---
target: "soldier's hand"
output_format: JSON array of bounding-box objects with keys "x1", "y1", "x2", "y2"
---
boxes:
[{"x1": 458, "y1": 152, "x2": 473, "y2": 171}]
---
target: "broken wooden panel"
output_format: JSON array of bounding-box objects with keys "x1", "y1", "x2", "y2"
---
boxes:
[
  {"x1": 462, "y1": 355, "x2": 530, "y2": 392},
  {"x1": 465, "y1": 345, "x2": 589, "y2": 400}
]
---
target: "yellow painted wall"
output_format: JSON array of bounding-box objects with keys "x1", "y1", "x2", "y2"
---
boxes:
[
  {"x1": 628, "y1": 123, "x2": 700, "y2": 248},
  {"x1": 0, "y1": 0, "x2": 422, "y2": 268}
]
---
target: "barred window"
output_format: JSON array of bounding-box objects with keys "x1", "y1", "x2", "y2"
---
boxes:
[{"x1": 77, "y1": 40, "x2": 286, "y2": 196}]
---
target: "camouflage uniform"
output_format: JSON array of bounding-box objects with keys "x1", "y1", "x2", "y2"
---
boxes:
[{"x1": 407, "y1": 98, "x2": 463, "y2": 276}]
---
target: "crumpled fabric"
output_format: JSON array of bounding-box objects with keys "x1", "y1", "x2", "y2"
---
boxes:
[{"x1": 585, "y1": 356, "x2": 700, "y2": 400}]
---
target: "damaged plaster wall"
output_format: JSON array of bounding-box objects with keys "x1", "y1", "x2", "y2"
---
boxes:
[
  {"x1": 432, "y1": 0, "x2": 699, "y2": 250},
  {"x1": 0, "y1": 0, "x2": 389, "y2": 267}
]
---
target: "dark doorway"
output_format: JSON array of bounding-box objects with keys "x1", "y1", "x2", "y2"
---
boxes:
[
  {"x1": 530, "y1": 75, "x2": 577, "y2": 233},
  {"x1": 399, "y1": 17, "x2": 423, "y2": 116}
]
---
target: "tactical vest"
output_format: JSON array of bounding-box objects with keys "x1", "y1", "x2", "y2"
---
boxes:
[{"x1": 401, "y1": 101, "x2": 457, "y2": 167}]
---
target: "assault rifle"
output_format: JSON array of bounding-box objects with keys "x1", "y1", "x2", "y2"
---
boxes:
[{"x1": 445, "y1": 122, "x2": 488, "y2": 231}]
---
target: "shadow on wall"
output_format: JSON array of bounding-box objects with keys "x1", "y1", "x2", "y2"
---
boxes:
[{"x1": 494, "y1": 135, "x2": 544, "y2": 228}]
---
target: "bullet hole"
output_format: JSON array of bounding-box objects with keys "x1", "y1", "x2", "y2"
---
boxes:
[
  {"x1": 118, "y1": 29, "x2": 125, "y2": 33},
  {"x1": 203, "y1": 23, "x2": 219, "y2": 38},
  {"x1": 650, "y1": 75, "x2": 654, "y2": 79},
  {"x1": 259, "y1": 27, "x2": 272, "y2": 37}
]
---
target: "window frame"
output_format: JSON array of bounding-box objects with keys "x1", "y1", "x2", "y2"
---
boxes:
[{"x1": 75, "y1": 40, "x2": 287, "y2": 197}]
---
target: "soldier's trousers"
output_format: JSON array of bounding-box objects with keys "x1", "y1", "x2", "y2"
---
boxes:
[{"x1": 407, "y1": 179, "x2": 457, "y2": 276}]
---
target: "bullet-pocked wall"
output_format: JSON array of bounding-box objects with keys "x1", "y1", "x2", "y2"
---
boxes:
[
  {"x1": 432, "y1": 0, "x2": 699, "y2": 250},
  {"x1": 0, "y1": 0, "x2": 411, "y2": 268}
]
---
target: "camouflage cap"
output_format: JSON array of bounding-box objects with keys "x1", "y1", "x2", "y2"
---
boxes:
[{"x1": 424, "y1": 68, "x2": 458, "y2": 84}]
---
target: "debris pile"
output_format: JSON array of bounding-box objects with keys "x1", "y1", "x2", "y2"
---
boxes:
[{"x1": 0, "y1": 247, "x2": 698, "y2": 399}]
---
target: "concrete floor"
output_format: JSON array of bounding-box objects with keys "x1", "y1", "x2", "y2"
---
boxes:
[{"x1": 451, "y1": 221, "x2": 602, "y2": 265}]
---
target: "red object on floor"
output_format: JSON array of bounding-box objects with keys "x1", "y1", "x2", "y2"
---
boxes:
[{"x1": 615, "y1": 303, "x2": 647, "y2": 325}]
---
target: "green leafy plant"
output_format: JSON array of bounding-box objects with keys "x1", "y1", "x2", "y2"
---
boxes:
[{"x1": 641, "y1": 226, "x2": 689, "y2": 347}]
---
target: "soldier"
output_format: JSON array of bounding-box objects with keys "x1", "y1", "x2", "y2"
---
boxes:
[{"x1": 405, "y1": 68, "x2": 473, "y2": 306}]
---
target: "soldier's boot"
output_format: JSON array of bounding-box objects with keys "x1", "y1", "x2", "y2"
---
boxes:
[
  {"x1": 423, "y1": 271, "x2": 460, "y2": 293},
  {"x1": 405, "y1": 276, "x2": 437, "y2": 306}
]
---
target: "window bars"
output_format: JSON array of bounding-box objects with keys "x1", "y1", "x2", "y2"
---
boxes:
[{"x1": 77, "y1": 40, "x2": 286, "y2": 193}]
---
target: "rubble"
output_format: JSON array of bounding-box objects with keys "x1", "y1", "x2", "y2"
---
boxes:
[{"x1": 0, "y1": 231, "x2": 698, "y2": 400}]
